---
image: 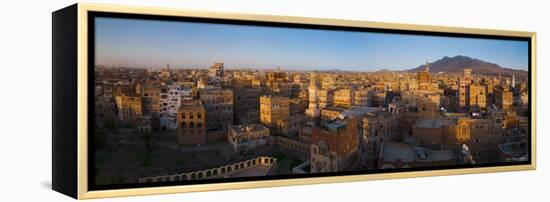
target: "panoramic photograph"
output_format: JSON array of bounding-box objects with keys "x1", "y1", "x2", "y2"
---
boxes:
[{"x1": 92, "y1": 17, "x2": 530, "y2": 186}]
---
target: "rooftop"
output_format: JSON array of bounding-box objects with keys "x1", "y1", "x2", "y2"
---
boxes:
[
  {"x1": 340, "y1": 107, "x2": 380, "y2": 119},
  {"x1": 380, "y1": 141, "x2": 454, "y2": 163},
  {"x1": 229, "y1": 124, "x2": 270, "y2": 134},
  {"x1": 365, "y1": 110, "x2": 393, "y2": 118},
  {"x1": 498, "y1": 141, "x2": 528, "y2": 157},
  {"x1": 322, "y1": 106, "x2": 347, "y2": 113},
  {"x1": 321, "y1": 120, "x2": 348, "y2": 132},
  {"x1": 414, "y1": 117, "x2": 445, "y2": 128},
  {"x1": 179, "y1": 99, "x2": 203, "y2": 109}
]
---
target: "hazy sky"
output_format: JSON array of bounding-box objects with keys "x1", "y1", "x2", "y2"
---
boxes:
[{"x1": 95, "y1": 17, "x2": 529, "y2": 71}]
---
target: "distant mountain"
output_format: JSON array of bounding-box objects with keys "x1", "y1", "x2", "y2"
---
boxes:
[{"x1": 408, "y1": 55, "x2": 527, "y2": 77}]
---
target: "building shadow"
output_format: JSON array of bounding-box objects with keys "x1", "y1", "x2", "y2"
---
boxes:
[{"x1": 40, "y1": 181, "x2": 52, "y2": 189}]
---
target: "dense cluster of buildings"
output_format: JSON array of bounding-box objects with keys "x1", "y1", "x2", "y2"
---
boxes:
[{"x1": 95, "y1": 61, "x2": 529, "y2": 180}]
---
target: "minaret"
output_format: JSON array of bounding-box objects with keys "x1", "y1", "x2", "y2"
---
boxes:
[
  {"x1": 161, "y1": 63, "x2": 171, "y2": 78},
  {"x1": 512, "y1": 74, "x2": 516, "y2": 88},
  {"x1": 417, "y1": 60, "x2": 431, "y2": 84},
  {"x1": 306, "y1": 72, "x2": 320, "y2": 117},
  {"x1": 463, "y1": 68, "x2": 472, "y2": 81},
  {"x1": 425, "y1": 60, "x2": 430, "y2": 72}
]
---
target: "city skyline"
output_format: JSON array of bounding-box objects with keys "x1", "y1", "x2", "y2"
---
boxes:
[{"x1": 95, "y1": 17, "x2": 529, "y2": 71}]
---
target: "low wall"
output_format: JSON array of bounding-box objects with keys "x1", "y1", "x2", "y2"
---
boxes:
[{"x1": 138, "y1": 156, "x2": 277, "y2": 183}]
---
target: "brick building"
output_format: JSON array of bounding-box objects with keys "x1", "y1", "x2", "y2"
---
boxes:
[
  {"x1": 177, "y1": 100, "x2": 206, "y2": 145},
  {"x1": 260, "y1": 95, "x2": 290, "y2": 127},
  {"x1": 310, "y1": 118, "x2": 359, "y2": 173},
  {"x1": 115, "y1": 95, "x2": 143, "y2": 126},
  {"x1": 199, "y1": 88, "x2": 234, "y2": 131}
]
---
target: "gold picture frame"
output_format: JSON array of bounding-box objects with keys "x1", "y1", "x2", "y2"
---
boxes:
[{"x1": 52, "y1": 3, "x2": 536, "y2": 199}]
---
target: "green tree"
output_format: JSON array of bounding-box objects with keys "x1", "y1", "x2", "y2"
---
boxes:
[
  {"x1": 138, "y1": 130, "x2": 155, "y2": 154},
  {"x1": 103, "y1": 119, "x2": 118, "y2": 134}
]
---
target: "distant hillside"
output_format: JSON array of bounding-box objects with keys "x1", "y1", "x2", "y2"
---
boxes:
[{"x1": 408, "y1": 55, "x2": 527, "y2": 77}]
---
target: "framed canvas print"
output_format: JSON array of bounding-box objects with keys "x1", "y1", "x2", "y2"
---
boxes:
[{"x1": 52, "y1": 3, "x2": 536, "y2": 199}]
